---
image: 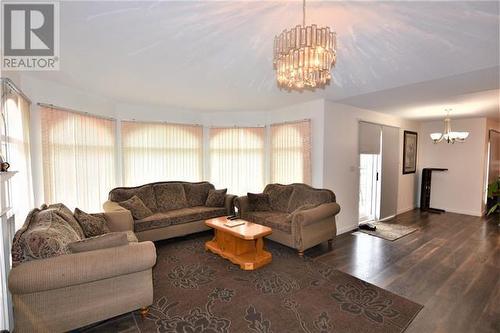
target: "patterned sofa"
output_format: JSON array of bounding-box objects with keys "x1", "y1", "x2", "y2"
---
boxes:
[
  {"x1": 235, "y1": 183, "x2": 341, "y2": 256},
  {"x1": 9, "y1": 204, "x2": 156, "y2": 333},
  {"x1": 103, "y1": 181, "x2": 236, "y2": 242}
]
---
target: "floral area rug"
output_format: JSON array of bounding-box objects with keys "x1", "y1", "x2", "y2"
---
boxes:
[{"x1": 131, "y1": 233, "x2": 423, "y2": 333}]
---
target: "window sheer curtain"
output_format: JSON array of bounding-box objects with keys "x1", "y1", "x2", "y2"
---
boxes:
[
  {"x1": 270, "y1": 120, "x2": 311, "y2": 185},
  {"x1": 4, "y1": 93, "x2": 34, "y2": 229},
  {"x1": 122, "y1": 121, "x2": 203, "y2": 186},
  {"x1": 41, "y1": 107, "x2": 116, "y2": 212},
  {"x1": 209, "y1": 127, "x2": 265, "y2": 195}
]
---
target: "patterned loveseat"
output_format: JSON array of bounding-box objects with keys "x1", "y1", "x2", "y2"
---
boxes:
[
  {"x1": 103, "y1": 181, "x2": 236, "y2": 242},
  {"x1": 9, "y1": 204, "x2": 156, "y2": 333},
  {"x1": 235, "y1": 183, "x2": 341, "y2": 256}
]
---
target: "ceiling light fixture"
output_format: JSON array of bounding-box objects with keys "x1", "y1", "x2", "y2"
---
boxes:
[
  {"x1": 273, "y1": 0, "x2": 337, "y2": 90},
  {"x1": 430, "y1": 109, "x2": 469, "y2": 144}
]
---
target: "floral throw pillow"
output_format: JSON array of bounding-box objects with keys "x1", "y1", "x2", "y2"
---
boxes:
[
  {"x1": 74, "y1": 208, "x2": 110, "y2": 238},
  {"x1": 119, "y1": 195, "x2": 153, "y2": 220},
  {"x1": 205, "y1": 189, "x2": 227, "y2": 207}
]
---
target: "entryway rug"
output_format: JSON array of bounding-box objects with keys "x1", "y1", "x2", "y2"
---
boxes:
[
  {"x1": 356, "y1": 222, "x2": 418, "y2": 241},
  {"x1": 79, "y1": 233, "x2": 423, "y2": 333}
]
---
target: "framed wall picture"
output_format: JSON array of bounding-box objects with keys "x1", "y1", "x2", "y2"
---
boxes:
[{"x1": 403, "y1": 130, "x2": 418, "y2": 174}]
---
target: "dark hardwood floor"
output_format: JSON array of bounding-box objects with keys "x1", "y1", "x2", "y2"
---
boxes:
[{"x1": 310, "y1": 209, "x2": 499, "y2": 333}]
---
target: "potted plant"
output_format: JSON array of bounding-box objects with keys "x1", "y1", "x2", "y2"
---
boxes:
[{"x1": 486, "y1": 177, "x2": 500, "y2": 220}]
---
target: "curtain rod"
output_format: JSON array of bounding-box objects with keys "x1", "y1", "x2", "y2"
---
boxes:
[
  {"x1": 269, "y1": 118, "x2": 311, "y2": 126},
  {"x1": 121, "y1": 119, "x2": 203, "y2": 127},
  {"x1": 1, "y1": 77, "x2": 32, "y2": 104},
  {"x1": 37, "y1": 102, "x2": 116, "y2": 121},
  {"x1": 37, "y1": 103, "x2": 313, "y2": 128},
  {"x1": 209, "y1": 125, "x2": 266, "y2": 129}
]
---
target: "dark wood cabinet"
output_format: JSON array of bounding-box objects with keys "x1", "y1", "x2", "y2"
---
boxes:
[{"x1": 420, "y1": 168, "x2": 448, "y2": 213}]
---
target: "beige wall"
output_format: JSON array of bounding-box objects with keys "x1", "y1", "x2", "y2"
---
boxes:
[
  {"x1": 323, "y1": 101, "x2": 420, "y2": 234},
  {"x1": 418, "y1": 117, "x2": 488, "y2": 216}
]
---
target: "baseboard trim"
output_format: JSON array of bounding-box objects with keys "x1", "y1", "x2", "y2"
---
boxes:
[
  {"x1": 379, "y1": 215, "x2": 396, "y2": 222},
  {"x1": 438, "y1": 208, "x2": 483, "y2": 217},
  {"x1": 337, "y1": 225, "x2": 358, "y2": 235},
  {"x1": 397, "y1": 206, "x2": 417, "y2": 215}
]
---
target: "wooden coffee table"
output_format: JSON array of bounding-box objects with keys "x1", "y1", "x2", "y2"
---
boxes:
[{"x1": 205, "y1": 216, "x2": 272, "y2": 270}]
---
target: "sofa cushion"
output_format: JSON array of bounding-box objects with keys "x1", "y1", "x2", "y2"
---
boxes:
[
  {"x1": 11, "y1": 209, "x2": 81, "y2": 266},
  {"x1": 264, "y1": 184, "x2": 294, "y2": 212},
  {"x1": 68, "y1": 232, "x2": 128, "y2": 253},
  {"x1": 287, "y1": 187, "x2": 333, "y2": 213},
  {"x1": 153, "y1": 183, "x2": 188, "y2": 211},
  {"x1": 205, "y1": 189, "x2": 227, "y2": 207},
  {"x1": 74, "y1": 208, "x2": 111, "y2": 237},
  {"x1": 109, "y1": 185, "x2": 158, "y2": 212},
  {"x1": 243, "y1": 211, "x2": 291, "y2": 234},
  {"x1": 247, "y1": 193, "x2": 272, "y2": 211},
  {"x1": 119, "y1": 195, "x2": 153, "y2": 220},
  {"x1": 46, "y1": 203, "x2": 86, "y2": 239},
  {"x1": 183, "y1": 182, "x2": 214, "y2": 207},
  {"x1": 135, "y1": 206, "x2": 227, "y2": 232}
]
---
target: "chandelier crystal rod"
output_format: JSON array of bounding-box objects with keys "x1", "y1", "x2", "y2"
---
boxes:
[{"x1": 303, "y1": 0, "x2": 306, "y2": 26}]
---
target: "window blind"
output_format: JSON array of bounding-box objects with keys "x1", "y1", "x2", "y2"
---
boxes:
[
  {"x1": 4, "y1": 93, "x2": 34, "y2": 229},
  {"x1": 41, "y1": 107, "x2": 116, "y2": 212},
  {"x1": 270, "y1": 120, "x2": 312, "y2": 185},
  {"x1": 209, "y1": 127, "x2": 265, "y2": 195},
  {"x1": 121, "y1": 121, "x2": 203, "y2": 186}
]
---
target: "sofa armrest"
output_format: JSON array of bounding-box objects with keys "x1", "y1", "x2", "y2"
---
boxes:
[
  {"x1": 224, "y1": 194, "x2": 237, "y2": 215},
  {"x1": 9, "y1": 241, "x2": 157, "y2": 294},
  {"x1": 103, "y1": 200, "x2": 128, "y2": 212},
  {"x1": 234, "y1": 196, "x2": 251, "y2": 216},
  {"x1": 103, "y1": 210, "x2": 134, "y2": 232},
  {"x1": 294, "y1": 202, "x2": 341, "y2": 227}
]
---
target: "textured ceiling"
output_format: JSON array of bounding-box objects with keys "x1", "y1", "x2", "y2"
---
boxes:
[{"x1": 17, "y1": 1, "x2": 500, "y2": 118}]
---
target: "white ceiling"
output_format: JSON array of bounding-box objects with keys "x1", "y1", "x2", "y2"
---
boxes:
[{"x1": 17, "y1": 1, "x2": 500, "y2": 119}]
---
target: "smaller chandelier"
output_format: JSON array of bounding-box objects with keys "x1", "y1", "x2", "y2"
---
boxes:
[
  {"x1": 273, "y1": 0, "x2": 337, "y2": 90},
  {"x1": 430, "y1": 109, "x2": 470, "y2": 144}
]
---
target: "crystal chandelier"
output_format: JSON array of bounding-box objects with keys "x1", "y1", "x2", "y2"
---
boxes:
[
  {"x1": 430, "y1": 109, "x2": 469, "y2": 144},
  {"x1": 273, "y1": 0, "x2": 337, "y2": 90}
]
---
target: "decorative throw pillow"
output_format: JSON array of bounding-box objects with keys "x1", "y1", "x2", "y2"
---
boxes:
[
  {"x1": 205, "y1": 189, "x2": 227, "y2": 207},
  {"x1": 68, "y1": 232, "x2": 128, "y2": 253},
  {"x1": 119, "y1": 195, "x2": 153, "y2": 220},
  {"x1": 74, "y1": 208, "x2": 110, "y2": 238},
  {"x1": 247, "y1": 193, "x2": 272, "y2": 211}
]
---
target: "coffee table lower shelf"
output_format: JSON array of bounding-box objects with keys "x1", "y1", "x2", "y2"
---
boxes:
[{"x1": 205, "y1": 231, "x2": 272, "y2": 270}]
